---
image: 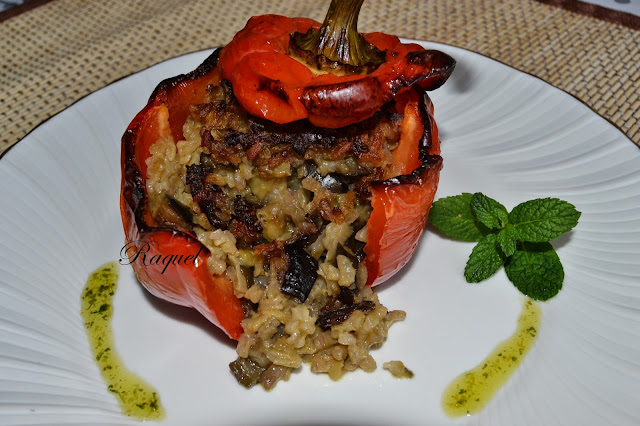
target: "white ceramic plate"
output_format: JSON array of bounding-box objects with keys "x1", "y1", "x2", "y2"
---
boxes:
[{"x1": 1, "y1": 42, "x2": 639, "y2": 425}]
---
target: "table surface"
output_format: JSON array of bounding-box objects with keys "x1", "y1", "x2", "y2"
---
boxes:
[{"x1": 0, "y1": 0, "x2": 639, "y2": 155}]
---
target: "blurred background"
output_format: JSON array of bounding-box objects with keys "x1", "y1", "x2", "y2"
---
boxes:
[{"x1": 3, "y1": 0, "x2": 640, "y2": 17}]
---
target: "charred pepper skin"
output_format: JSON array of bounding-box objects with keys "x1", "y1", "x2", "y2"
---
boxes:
[{"x1": 121, "y1": 16, "x2": 454, "y2": 340}]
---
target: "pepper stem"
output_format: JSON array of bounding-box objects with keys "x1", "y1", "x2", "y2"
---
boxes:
[{"x1": 289, "y1": 0, "x2": 385, "y2": 74}]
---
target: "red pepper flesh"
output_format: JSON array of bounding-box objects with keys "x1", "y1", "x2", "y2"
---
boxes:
[
  {"x1": 219, "y1": 15, "x2": 455, "y2": 128},
  {"x1": 365, "y1": 91, "x2": 442, "y2": 286},
  {"x1": 121, "y1": 51, "x2": 244, "y2": 340}
]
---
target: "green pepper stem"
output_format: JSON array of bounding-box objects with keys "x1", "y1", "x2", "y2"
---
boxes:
[{"x1": 290, "y1": 0, "x2": 385, "y2": 74}]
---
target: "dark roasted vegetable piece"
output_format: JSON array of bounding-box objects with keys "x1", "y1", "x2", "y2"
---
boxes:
[
  {"x1": 319, "y1": 286, "x2": 356, "y2": 315},
  {"x1": 260, "y1": 364, "x2": 292, "y2": 390},
  {"x1": 231, "y1": 195, "x2": 263, "y2": 248},
  {"x1": 338, "y1": 286, "x2": 356, "y2": 306},
  {"x1": 167, "y1": 196, "x2": 194, "y2": 224},
  {"x1": 155, "y1": 196, "x2": 192, "y2": 231},
  {"x1": 307, "y1": 163, "x2": 351, "y2": 193},
  {"x1": 316, "y1": 300, "x2": 376, "y2": 330},
  {"x1": 281, "y1": 245, "x2": 319, "y2": 301},
  {"x1": 340, "y1": 235, "x2": 366, "y2": 263},
  {"x1": 321, "y1": 173, "x2": 350, "y2": 193},
  {"x1": 185, "y1": 163, "x2": 232, "y2": 229},
  {"x1": 229, "y1": 357, "x2": 267, "y2": 388}
]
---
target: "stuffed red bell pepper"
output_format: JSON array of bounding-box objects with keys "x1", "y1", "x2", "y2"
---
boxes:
[{"x1": 120, "y1": 0, "x2": 454, "y2": 388}]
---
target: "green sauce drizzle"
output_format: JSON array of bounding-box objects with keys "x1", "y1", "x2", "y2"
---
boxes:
[
  {"x1": 81, "y1": 262, "x2": 165, "y2": 421},
  {"x1": 442, "y1": 299, "x2": 541, "y2": 417}
]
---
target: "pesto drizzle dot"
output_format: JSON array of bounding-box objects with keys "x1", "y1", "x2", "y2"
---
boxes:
[{"x1": 81, "y1": 262, "x2": 165, "y2": 421}]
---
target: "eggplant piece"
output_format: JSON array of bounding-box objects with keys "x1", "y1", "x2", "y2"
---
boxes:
[
  {"x1": 240, "y1": 294, "x2": 259, "y2": 318},
  {"x1": 155, "y1": 196, "x2": 193, "y2": 231},
  {"x1": 303, "y1": 162, "x2": 350, "y2": 194},
  {"x1": 303, "y1": 161, "x2": 322, "y2": 181},
  {"x1": 186, "y1": 163, "x2": 233, "y2": 229},
  {"x1": 229, "y1": 357, "x2": 267, "y2": 388},
  {"x1": 319, "y1": 286, "x2": 357, "y2": 316},
  {"x1": 338, "y1": 235, "x2": 366, "y2": 263},
  {"x1": 338, "y1": 285, "x2": 356, "y2": 306},
  {"x1": 320, "y1": 173, "x2": 349, "y2": 193},
  {"x1": 316, "y1": 300, "x2": 376, "y2": 330},
  {"x1": 199, "y1": 153, "x2": 216, "y2": 169},
  {"x1": 280, "y1": 244, "x2": 318, "y2": 301},
  {"x1": 231, "y1": 195, "x2": 263, "y2": 248},
  {"x1": 167, "y1": 196, "x2": 194, "y2": 224},
  {"x1": 260, "y1": 364, "x2": 292, "y2": 390}
]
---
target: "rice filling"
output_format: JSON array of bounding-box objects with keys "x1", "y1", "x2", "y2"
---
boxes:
[{"x1": 145, "y1": 80, "x2": 407, "y2": 389}]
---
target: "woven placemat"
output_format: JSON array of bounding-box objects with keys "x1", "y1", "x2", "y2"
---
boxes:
[{"x1": 1, "y1": 0, "x2": 638, "y2": 154}]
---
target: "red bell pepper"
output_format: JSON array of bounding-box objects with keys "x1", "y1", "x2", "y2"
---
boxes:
[
  {"x1": 121, "y1": 51, "x2": 245, "y2": 340},
  {"x1": 121, "y1": 3, "x2": 454, "y2": 340},
  {"x1": 219, "y1": 14, "x2": 454, "y2": 128},
  {"x1": 365, "y1": 90, "x2": 442, "y2": 286}
]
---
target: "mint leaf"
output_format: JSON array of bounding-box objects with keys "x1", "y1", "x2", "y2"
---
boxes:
[
  {"x1": 470, "y1": 192, "x2": 509, "y2": 230},
  {"x1": 497, "y1": 224, "x2": 517, "y2": 256},
  {"x1": 429, "y1": 193, "x2": 489, "y2": 242},
  {"x1": 464, "y1": 234, "x2": 505, "y2": 282},
  {"x1": 509, "y1": 198, "x2": 581, "y2": 242},
  {"x1": 505, "y1": 242, "x2": 564, "y2": 301}
]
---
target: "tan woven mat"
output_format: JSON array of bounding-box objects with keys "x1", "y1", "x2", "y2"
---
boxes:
[{"x1": 1, "y1": 0, "x2": 639, "y2": 154}]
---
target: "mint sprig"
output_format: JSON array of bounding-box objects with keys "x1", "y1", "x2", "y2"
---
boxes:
[
  {"x1": 429, "y1": 193, "x2": 581, "y2": 301},
  {"x1": 427, "y1": 193, "x2": 489, "y2": 242}
]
